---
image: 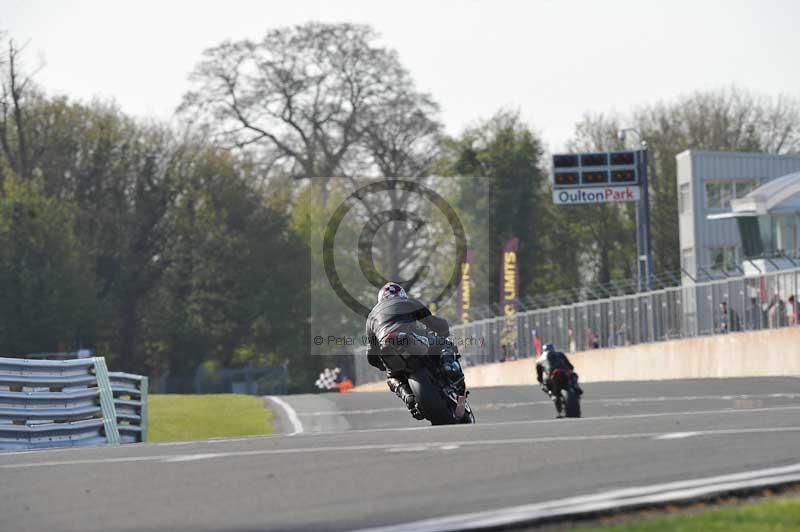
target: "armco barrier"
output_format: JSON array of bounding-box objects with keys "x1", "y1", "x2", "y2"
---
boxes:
[
  {"x1": 109, "y1": 372, "x2": 149, "y2": 443},
  {"x1": 0, "y1": 357, "x2": 148, "y2": 450}
]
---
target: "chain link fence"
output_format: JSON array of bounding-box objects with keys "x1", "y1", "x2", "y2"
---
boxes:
[
  {"x1": 450, "y1": 267, "x2": 800, "y2": 368},
  {"x1": 354, "y1": 267, "x2": 800, "y2": 384}
]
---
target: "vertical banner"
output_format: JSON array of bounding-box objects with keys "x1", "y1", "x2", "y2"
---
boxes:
[
  {"x1": 458, "y1": 250, "x2": 475, "y2": 323},
  {"x1": 500, "y1": 237, "x2": 519, "y2": 351}
]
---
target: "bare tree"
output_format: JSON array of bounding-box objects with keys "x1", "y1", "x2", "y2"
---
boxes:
[
  {"x1": 0, "y1": 39, "x2": 38, "y2": 178},
  {"x1": 363, "y1": 90, "x2": 442, "y2": 178},
  {"x1": 180, "y1": 23, "x2": 409, "y2": 179},
  {"x1": 356, "y1": 88, "x2": 445, "y2": 288}
]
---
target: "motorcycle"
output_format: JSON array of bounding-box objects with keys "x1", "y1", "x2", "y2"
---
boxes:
[
  {"x1": 547, "y1": 368, "x2": 582, "y2": 418},
  {"x1": 379, "y1": 330, "x2": 475, "y2": 425}
]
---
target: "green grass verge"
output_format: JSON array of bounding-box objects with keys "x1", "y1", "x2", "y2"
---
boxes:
[
  {"x1": 582, "y1": 495, "x2": 800, "y2": 531},
  {"x1": 148, "y1": 394, "x2": 273, "y2": 442}
]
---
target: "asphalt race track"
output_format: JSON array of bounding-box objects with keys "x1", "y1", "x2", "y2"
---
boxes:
[{"x1": 2, "y1": 377, "x2": 800, "y2": 532}]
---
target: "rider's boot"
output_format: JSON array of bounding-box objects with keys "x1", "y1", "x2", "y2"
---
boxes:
[
  {"x1": 572, "y1": 373, "x2": 584, "y2": 396},
  {"x1": 555, "y1": 397, "x2": 564, "y2": 418},
  {"x1": 387, "y1": 376, "x2": 424, "y2": 419}
]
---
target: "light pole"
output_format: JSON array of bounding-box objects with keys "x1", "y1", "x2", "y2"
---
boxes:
[{"x1": 618, "y1": 128, "x2": 652, "y2": 292}]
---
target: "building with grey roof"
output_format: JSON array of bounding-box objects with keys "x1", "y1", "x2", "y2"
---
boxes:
[{"x1": 677, "y1": 150, "x2": 800, "y2": 282}]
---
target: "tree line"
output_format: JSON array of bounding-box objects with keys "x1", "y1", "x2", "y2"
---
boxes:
[{"x1": 1, "y1": 25, "x2": 799, "y2": 390}]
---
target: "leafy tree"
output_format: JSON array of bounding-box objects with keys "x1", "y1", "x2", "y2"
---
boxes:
[
  {"x1": 436, "y1": 110, "x2": 552, "y2": 310},
  {"x1": 565, "y1": 114, "x2": 636, "y2": 287},
  {"x1": 0, "y1": 174, "x2": 94, "y2": 354},
  {"x1": 147, "y1": 148, "x2": 308, "y2": 389}
]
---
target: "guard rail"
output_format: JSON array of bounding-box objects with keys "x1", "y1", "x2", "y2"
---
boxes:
[
  {"x1": 109, "y1": 372, "x2": 149, "y2": 444},
  {"x1": 0, "y1": 357, "x2": 148, "y2": 450}
]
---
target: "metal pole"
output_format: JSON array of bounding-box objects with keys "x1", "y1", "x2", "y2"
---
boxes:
[
  {"x1": 637, "y1": 146, "x2": 654, "y2": 292},
  {"x1": 635, "y1": 203, "x2": 642, "y2": 291}
]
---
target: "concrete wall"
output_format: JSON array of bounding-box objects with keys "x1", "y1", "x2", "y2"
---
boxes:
[{"x1": 352, "y1": 327, "x2": 800, "y2": 391}]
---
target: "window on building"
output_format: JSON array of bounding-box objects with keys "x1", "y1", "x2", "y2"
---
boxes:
[
  {"x1": 734, "y1": 179, "x2": 760, "y2": 199},
  {"x1": 774, "y1": 215, "x2": 798, "y2": 256},
  {"x1": 705, "y1": 179, "x2": 760, "y2": 208},
  {"x1": 705, "y1": 182, "x2": 733, "y2": 209},
  {"x1": 707, "y1": 246, "x2": 739, "y2": 272},
  {"x1": 679, "y1": 184, "x2": 690, "y2": 213}
]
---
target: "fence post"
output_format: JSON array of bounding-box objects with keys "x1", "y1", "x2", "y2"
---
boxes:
[{"x1": 140, "y1": 376, "x2": 149, "y2": 442}]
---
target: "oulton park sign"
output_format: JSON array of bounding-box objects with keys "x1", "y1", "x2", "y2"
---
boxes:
[
  {"x1": 552, "y1": 185, "x2": 641, "y2": 205},
  {"x1": 551, "y1": 150, "x2": 642, "y2": 205}
]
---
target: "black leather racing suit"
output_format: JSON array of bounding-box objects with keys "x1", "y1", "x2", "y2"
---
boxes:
[
  {"x1": 365, "y1": 298, "x2": 459, "y2": 417},
  {"x1": 536, "y1": 350, "x2": 582, "y2": 396}
]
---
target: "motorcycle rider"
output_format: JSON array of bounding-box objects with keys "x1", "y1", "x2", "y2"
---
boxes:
[
  {"x1": 536, "y1": 343, "x2": 583, "y2": 400},
  {"x1": 366, "y1": 282, "x2": 463, "y2": 419}
]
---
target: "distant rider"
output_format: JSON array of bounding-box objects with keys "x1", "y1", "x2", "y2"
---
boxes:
[
  {"x1": 366, "y1": 282, "x2": 463, "y2": 419},
  {"x1": 535, "y1": 343, "x2": 583, "y2": 399}
]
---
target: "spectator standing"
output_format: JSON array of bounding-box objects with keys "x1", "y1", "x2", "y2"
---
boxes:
[
  {"x1": 568, "y1": 328, "x2": 576, "y2": 354},
  {"x1": 719, "y1": 301, "x2": 741, "y2": 333},
  {"x1": 531, "y1": 330, "x2": 543, "y2": 356},
  {"x1": 586, "y1": 328, "x2": 599, "y2": 350},
  {"x1": 615, "y1": 323, "x2": 627, "y2": 346},
  {"x1": 745, "y1": 297, "x2": 762, "y2": 330},
  {"x1": 766, "y1": 293, "x2": 787, "y2": 328},
  {"x1": 787, "y1": 295, "x2": 798, "y2": 325}
]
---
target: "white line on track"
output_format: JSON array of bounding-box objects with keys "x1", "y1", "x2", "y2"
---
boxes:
[
  {"x1": 2, "y1": 426, "x2": 799, "y2": 470},
  {"x1": 454, "y1": 404, "x2": 800, "y2": 431},
  {"x1": 0, "y1": 402, "x2": 795, "y2": 457},
  {"x1": 162, "y1": 453, "x2": 220, "y2": 462},
  {"x1": 265, "y1": 396, "x2": 304, "y2": 435},
  {"x1": 297, "y1": 393, "x2": 800, "y2": 416},
  {"x1": 656, "y1": 431, "x2": 702, "y2": 440},
  {"x1": 283, "y1": 404, "x2": 800, "y2": 438},
  {"x1": 2, "y1": 402, "x2": 792, "y2": 457},
  {"x1": 353, "y1": 462, "x2": 800, "y2": 532}
]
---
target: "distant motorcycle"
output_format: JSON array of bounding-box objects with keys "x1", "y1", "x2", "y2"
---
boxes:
[
  {"x1": 378, "y1": 331, "x2": 475, "y2": 425},
  {"x1": 546, "y1": 368, "x2": 582, "y2": 418}
]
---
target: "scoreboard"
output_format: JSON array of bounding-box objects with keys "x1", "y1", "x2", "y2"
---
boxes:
[{"x1": 552, "y1": 150, "x2": 639, "y2": 188}]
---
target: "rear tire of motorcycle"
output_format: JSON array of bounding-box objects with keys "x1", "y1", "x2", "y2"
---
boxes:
[
  {"x1": 408, "y1": 368, "x2": 452, "y2": 425},
  {"x1": 563, "y1": 388, "x2": 581, "y2": 418}
]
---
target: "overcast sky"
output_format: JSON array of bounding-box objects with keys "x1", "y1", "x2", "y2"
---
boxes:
[{"x1": 3, "y1": 0, "x2": 799, "y2": 151}]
